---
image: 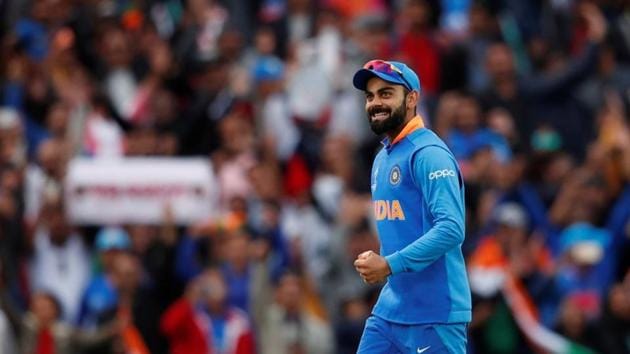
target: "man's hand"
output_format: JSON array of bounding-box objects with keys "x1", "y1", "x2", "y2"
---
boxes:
[
  {"x1": 582, "y1": 2, "x2": 607, "y2": 43},
  {"x1": 354, "y1": 250, "x2": 392, "y2": 284}
]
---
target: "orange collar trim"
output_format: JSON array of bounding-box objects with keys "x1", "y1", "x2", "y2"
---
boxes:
[{"x1": 391, "y1": 116, "x2": 425, "y2": 145}]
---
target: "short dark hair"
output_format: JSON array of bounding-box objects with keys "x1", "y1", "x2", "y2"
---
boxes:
[{"x1": 272, "y1": 267, "x2": 303, "y2": 287}]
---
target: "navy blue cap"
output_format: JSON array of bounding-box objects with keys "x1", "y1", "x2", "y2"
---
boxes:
[{"x1": 353, "y1": 60, "x2": 421, "y2": 92}]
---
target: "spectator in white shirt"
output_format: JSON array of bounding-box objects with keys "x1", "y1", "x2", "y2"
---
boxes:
[{"x1": 29, "y1": 193, "x2": 91, "y2": 324}]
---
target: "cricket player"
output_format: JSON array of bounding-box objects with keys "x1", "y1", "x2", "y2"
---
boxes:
[{"x1": 352, "y1": 60, "x2": 471, "y2": 353}]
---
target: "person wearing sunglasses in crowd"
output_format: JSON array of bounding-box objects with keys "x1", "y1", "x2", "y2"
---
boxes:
[{"x1": 352, "y1": 60, "x2": 471, "y2": 353}]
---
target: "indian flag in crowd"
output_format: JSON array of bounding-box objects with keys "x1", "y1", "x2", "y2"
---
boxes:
[
  {"x1": 468, "y1": 238, "x2": 596, "y2": 354},
  {"x1": 501, "y1": 275, "x2": 595, "y2": 354}
]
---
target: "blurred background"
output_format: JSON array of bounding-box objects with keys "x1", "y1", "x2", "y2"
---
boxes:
[{"x1": 0, "y1": 0, "x2": 629, "y2": 353}]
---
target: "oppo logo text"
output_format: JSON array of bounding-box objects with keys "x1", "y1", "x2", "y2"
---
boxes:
[{"x1": 428, "y1": 169, "x2": 456, "y2": 180}]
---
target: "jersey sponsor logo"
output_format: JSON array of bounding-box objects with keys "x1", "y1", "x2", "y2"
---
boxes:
[
  {"x1": 428, "y1": 169, "x2": 456, "y2": 180},
  {"x1": 374, "y1": 199, "x2": 406, "y2": 220},
  {"x1": 389, "y1": 165, "x2": 401, "y2": 185}
]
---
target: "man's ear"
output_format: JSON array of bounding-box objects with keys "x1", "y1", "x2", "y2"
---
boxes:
[{"x1": 407, "y1": 90, "x2": 419, "y2": 109}]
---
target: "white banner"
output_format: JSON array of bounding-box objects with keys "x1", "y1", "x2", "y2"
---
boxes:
[{"x1": 65, "y1": 158, "x2": 217, "y2": 225}]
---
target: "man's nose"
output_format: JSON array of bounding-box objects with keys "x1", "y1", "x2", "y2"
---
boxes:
[{"x1": 368, "y1": 96, "x2": 382, "y2": 108}]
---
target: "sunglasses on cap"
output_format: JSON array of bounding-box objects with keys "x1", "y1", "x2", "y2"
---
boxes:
[{"x1": 363, "y1": 59, "x2": 413, "y2": 91}]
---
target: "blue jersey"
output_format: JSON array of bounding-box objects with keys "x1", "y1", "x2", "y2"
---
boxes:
[{"x1": 370, "y1": 116, "x2": 471, "y2": 324}]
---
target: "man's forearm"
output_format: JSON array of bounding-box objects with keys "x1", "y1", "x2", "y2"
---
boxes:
[{"x1": 386, "y1": 217, "x2": 464, "y2": 274}]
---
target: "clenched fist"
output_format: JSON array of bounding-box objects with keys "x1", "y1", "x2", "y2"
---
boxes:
[{"x1": 354, "y1": 250, "x2": 392, "y2": 284}]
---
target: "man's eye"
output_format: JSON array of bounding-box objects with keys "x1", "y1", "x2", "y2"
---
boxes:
[{"x1": 381, "y1": 92, "x2": 391, "y2": 98}]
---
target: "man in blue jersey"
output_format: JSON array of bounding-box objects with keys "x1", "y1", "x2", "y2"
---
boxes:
[{"x1": 352, "y1": 60, "x2": 471, "y2": 353}]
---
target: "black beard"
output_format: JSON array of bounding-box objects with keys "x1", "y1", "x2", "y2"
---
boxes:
[{"x1": 367, "y1": 100, "x2": 407, "y2": 135}]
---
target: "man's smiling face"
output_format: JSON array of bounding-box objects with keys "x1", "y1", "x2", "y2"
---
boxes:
[{"x1": 364, "y1": 77, "x2": 408, "y2": 135}]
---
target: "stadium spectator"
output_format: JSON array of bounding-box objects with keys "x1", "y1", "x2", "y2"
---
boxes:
[
  {"x1": 29, "y1": 193, "x2": 90, "y2": 324},
  {"x1": 161, "y1": 268, "x2": 254, "y2": 354},
  {"x1": 77, "y1": 227, "x2": 131, "y2": 330},
  {"x1": 0, "y1": 288, "x2": 120, "y2": 354},
  {"x1": 479, "y1": 3, "x2": 608, "y2": 159},
  {"x1": 251, "y1": 238, "x2": 334, "y2": 354},
  {"x1": 593, "y1": 276, "x2": 630, "y2": 354}
]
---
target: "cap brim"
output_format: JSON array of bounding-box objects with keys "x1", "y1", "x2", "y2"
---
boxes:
[{"x1": 352, "y1": 68, "x2": 406, "y2": 91}]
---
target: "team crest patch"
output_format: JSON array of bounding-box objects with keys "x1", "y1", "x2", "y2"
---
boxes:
[{"x1": 389, "y1": 165, "x2": 401, "y2": 185}]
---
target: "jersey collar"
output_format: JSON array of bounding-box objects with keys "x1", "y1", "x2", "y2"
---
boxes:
[{"x1": 381, "y1": 115, "x2": 425, "y2": 149}]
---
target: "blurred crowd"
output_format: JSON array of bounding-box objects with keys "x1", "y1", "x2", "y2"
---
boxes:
[{"x1": 0, "y1": 0, "x2": 629, "y2": 353}]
